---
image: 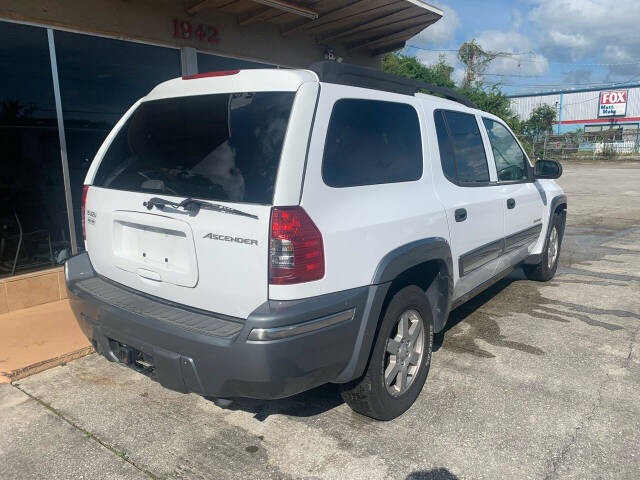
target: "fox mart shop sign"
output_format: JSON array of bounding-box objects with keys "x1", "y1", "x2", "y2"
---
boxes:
[{"x1": 598, "y1": 90, "x2": 628, "y2": 117}]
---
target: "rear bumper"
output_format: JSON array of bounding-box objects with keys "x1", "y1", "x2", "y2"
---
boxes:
[{"x1": 65, "y1": 253, "x2": 388, "y2": 400}]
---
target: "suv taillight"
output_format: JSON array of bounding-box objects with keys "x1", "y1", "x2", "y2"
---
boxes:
[
  {"x1": 81, "y1": 185, "x2": 89, "y2": 240},
  {"x1": 269, "y1": 207, "x2": 324, "y2": 285}
]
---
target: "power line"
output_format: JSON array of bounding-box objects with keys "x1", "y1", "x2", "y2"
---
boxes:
[
  {"x1": 513, "y1": 59, "x2": 640, "y2": 67},
  {"x1": 405, "y1": 46, "x2": 459, "y2": 52},
  {"x1": 497, "y1": 80, "x2": 635, "y2": 87},
  {"x1": 481, "y1": 73, "x2": 545, "y2": 78},
  {"x1": 405, "y1": 44, "x2": 640, "y2": 67},
  {"x1": 505, "y1": 73, "x2": 640, "y2": 95},
  {"x1": 404, "y1": 43, "x2": 640, "y2": 94},
  {"x1": 405, "y1": 44, "x2": 537, "y2": 56}
]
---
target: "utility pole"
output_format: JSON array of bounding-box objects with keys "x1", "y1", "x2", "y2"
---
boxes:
[
  {"x1": 458, "y1": 41, "x2": 489, "y2": 89},
  {"x1": 458, "y1": 40, "x2": 536, "y2": 89}
]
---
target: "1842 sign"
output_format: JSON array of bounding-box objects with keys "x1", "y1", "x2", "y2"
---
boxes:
[
  {"x1": 173, "y1": 19, "x2": 219, "y2": 43},
  {"x1": 598, "y1": 90, "x2": 627, "y2": 117}
]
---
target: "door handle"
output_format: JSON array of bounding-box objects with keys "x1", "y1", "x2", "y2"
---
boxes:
[
  {"x1": 454, "y1": 208, "x2": 467, "y2": 222},
  {"x1": 507, "y1": 198, "x2": 516, "y2": 209}
]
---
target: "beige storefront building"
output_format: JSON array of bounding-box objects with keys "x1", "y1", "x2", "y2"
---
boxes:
[
  {"x1": 0, "y1": 0, "x2": 441, "y2": 311},
  {"x1": 2, "y1": 0, "x2": 442, "y2": 69}
]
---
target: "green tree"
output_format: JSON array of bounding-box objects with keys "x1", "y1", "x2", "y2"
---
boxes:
[
  {"x1": 0, "y1": 99, "x2": 36, "y2": 123},
  {"x1": 382, "y1": 52, "x2": 521, "y2": 132},
  {"x1": 457, "y1": 40, "x2": 498, "y2": 89},
  {"x1": 382, "y1": 53, "x2": 454, "y2": 88},
  {"x1": 525, "y1": 104, "x2": 557, "y2": 140}
]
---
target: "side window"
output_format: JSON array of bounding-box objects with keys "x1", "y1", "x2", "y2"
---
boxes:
[
  {"x1": 482, "y1": 118, "x2": 529, "y2": 182},
  {"x1": 434, "y1": 111, "x2": 457, "y2": 181},
  {"x1": 434, "y1": 110, "x2": 490, "y2": 184},
  {"x1": 322, "y1": 99, "x2": 423, "y2": 187}
]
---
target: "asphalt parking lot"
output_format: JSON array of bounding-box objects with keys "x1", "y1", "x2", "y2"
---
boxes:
[{"x1": 1, "y1": 162, "x2": 639, "y2": 480}]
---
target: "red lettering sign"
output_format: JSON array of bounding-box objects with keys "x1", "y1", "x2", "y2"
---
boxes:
[
  {"x1": 601, "y1": 91, "x2": 627, "y2": 104},
  {"x1": 599, "y1": 90, "x2": 628, "y2": 117},
  {"x1": 173, "y1": 19, "x2": 218, "y2": 43}
]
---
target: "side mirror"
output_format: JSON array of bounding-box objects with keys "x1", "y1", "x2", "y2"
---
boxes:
[{"x1": 534, "y1": 159, "x2": 562, "y2": 179}]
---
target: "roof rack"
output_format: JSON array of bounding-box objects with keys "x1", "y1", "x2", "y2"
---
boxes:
[{"x1": 309, "y1": 61, "x2": 476, "y2": 109}]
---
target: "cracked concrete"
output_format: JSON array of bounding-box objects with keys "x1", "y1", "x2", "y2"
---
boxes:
[
  {"x1": 543, "y1": 370, "x2": 610, "y2": 480},
  {"x1": 1, "y1": 162, "x2": 639, "y2": 479}
]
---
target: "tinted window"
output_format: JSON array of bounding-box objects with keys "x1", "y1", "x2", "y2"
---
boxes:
[
  {"x1": 483, "y1": 118, "x2": 529, "y2": 182},
  {"x1": 322, "y1": 99, "x2": 422, "y2": 187},
  {"x1": 434, "y1": 111, "x2": 456, "y2": 181},
  {"x1": 434, "y1": 110, "x2": 489, "y2": 184},
  {"x1": 54, "y1": 30, "x2": 182, "y2": 247},
  {"x1": 0, "y1": 21, "x2": 70, "y2": 276},
  {"x1": 94, "y1": 92, "x2": 295, "y2": 204}
]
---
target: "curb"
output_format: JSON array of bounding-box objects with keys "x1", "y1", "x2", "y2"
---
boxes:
[{"x1": 0, "y1": 346, "x2": 94, "y2": 383}]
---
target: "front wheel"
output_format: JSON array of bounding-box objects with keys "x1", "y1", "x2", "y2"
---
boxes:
[
  {"x1": 340, "y1": 285, "x2": 434, "y2": 421},
  {"x1": 523, "y1": 211, "x2": 564, "y2": 281}
]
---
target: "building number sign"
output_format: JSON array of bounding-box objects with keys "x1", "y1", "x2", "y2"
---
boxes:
[{"x1": 173, "y1": 19, "x2": 219, "y2": 43}]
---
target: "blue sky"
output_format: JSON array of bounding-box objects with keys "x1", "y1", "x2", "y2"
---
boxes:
[{"x1": 405, "y1": 0, "x2": 640, "y2": 95}]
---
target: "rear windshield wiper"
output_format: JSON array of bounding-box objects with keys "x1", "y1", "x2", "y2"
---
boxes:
[{"x1": 143, "y1": 197, "x2": 258, "y2": 219}]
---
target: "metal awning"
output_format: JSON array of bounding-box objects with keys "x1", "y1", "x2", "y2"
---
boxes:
[{"x1": 184, "y1": 0, "x2": 443, "y2": 56}]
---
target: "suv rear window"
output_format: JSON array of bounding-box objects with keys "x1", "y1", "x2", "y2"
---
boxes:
[
  {"x1": 93, "y1": 92, "x2": 295, "y2": 204},
  {"x1": 322, "y1": 99, "x2": 422, "y2": 187}
]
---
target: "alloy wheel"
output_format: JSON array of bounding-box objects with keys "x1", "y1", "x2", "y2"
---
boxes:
[
  {"x1": 384, "y1": 309, "x2": 424, "y2": 397},
  {"x1": 547, "y1": 226, "x2": 559, "y2": 270}
]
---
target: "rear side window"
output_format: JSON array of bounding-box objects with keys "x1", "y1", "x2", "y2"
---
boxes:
[
  {"x1": 322, "y1": 99, "x2": 422, "y2": 187},
  {"x1": 434, "y1": 110, "x2": 490, "y2": 185},
  {"x1": 93, "y1": 92, "x2": 296, "y2": 204}
]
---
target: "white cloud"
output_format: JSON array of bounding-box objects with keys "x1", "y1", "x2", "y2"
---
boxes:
[
  {"x1": 404, "y1": 0, "x2": 640, "y2": 89},
  {"x1": 563, "y1": 69, "x2": 592, "y2": 84},
  {"x1": 528, "y1": 0, "x2": 640, "y2": 80},
  {"x1": 412, "y1": 6, "x2": 551, "y2": 86},
  {"x1": 408, "y1": 2, "x2": 464, "y2": 85},
  {"x1": 410, "y1": 3, "x2": 460, "y2": 47},
  {"x1": 475, "y1": 28, "x2": 549, "y2": 79},
  {"x1": 451, "y1": 67, "x2": 466, "y2": 85},
  {"x1": 509, "y1": 9, "x2": 523, "y2": 31},
  {"x1": 547, "y1": 31, "x2": 587, "y2": 50},
  {"x1": 414, "y1": 49, "x2": 457, "y2": 67}
]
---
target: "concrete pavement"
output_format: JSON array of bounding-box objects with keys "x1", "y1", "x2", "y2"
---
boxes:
[{"x1": 1, "y1": 162, "x2": 639, "y2": 479}]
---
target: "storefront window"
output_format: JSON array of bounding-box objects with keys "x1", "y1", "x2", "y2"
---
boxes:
[
  {"x1": 54, "y1": 31, "x2": 181, "y2": 248},
  {"x1": 197, "y1": 52, "x2": 275, "y2": 72},
  {"x1": 0, "y1": 21, "x2": 69, "y2": 277},
  {"x1": 0, "y1": 24, "x2": 277, "y2": 275}
]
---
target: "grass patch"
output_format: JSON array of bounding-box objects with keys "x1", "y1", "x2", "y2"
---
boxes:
[{"x1": 12, "y1": 384, "x2": 158, "y2": 479}]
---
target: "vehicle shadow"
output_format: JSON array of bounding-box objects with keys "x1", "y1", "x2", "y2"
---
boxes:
[
  {"x1": 406, "y1": 468, "x2": 460, "y2": 480},
  {"x1": 211, "y1": 382, "x2": 346, "y2": 421},
  {"x1": 217, "y1": 270, "x2": 524, "y2": 420},
  {"x1": 433, "y1": 270, "x2": 522, "y2": 352}
]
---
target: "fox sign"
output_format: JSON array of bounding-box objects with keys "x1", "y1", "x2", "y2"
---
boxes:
[{"x1": 599, "y1": 90, "x2": 628, "y2": 117}]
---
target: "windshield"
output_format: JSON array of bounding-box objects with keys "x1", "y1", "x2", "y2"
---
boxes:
[{"x1": 93, "y1": 91, "x2": 296, "y2": 204}]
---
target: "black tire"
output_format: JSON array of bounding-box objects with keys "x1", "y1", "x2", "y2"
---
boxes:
[
  {"x1": 340, "y1": 285, "x2": 434, "y2": 421},
  {"x1": 523, "y1": 211, "x2": 564, "y2": 282}
]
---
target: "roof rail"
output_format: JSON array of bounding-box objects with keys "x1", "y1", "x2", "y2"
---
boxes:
[{"x1": 309, "y1": 61, "x2": 476, "y2": 109}]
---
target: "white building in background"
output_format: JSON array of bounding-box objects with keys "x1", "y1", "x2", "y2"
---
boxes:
[{"x1": 508, "y1": 84, "x2": 640, "y2": 134}]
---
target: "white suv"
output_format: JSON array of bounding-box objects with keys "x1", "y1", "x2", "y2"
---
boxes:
[{"x1": 66, "y1": 62, "x2": 566, "y2": 420}]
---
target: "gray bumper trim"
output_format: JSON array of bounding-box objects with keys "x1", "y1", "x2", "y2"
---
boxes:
[
  {"x1": 64, "y1": 252, "x2": 385, "y2": 399},
  {"x1": 74, "y1": 276, "x2": 243, "y2": 338},
  {"x1": 247, "y1": 308, "x2": 355, "y2": 341}
]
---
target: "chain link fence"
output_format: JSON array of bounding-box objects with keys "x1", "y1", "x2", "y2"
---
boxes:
[{"x1": 519, "y1": 128, "x2": 640, "y2": 162}]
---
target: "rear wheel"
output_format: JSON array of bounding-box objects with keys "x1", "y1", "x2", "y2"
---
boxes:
[
  {"x1": 340, "y1": 285, "x2": 433, "y2": 421},
  {"x1": 523, "y1": 211, "x2": 564, "y2": 281}
]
